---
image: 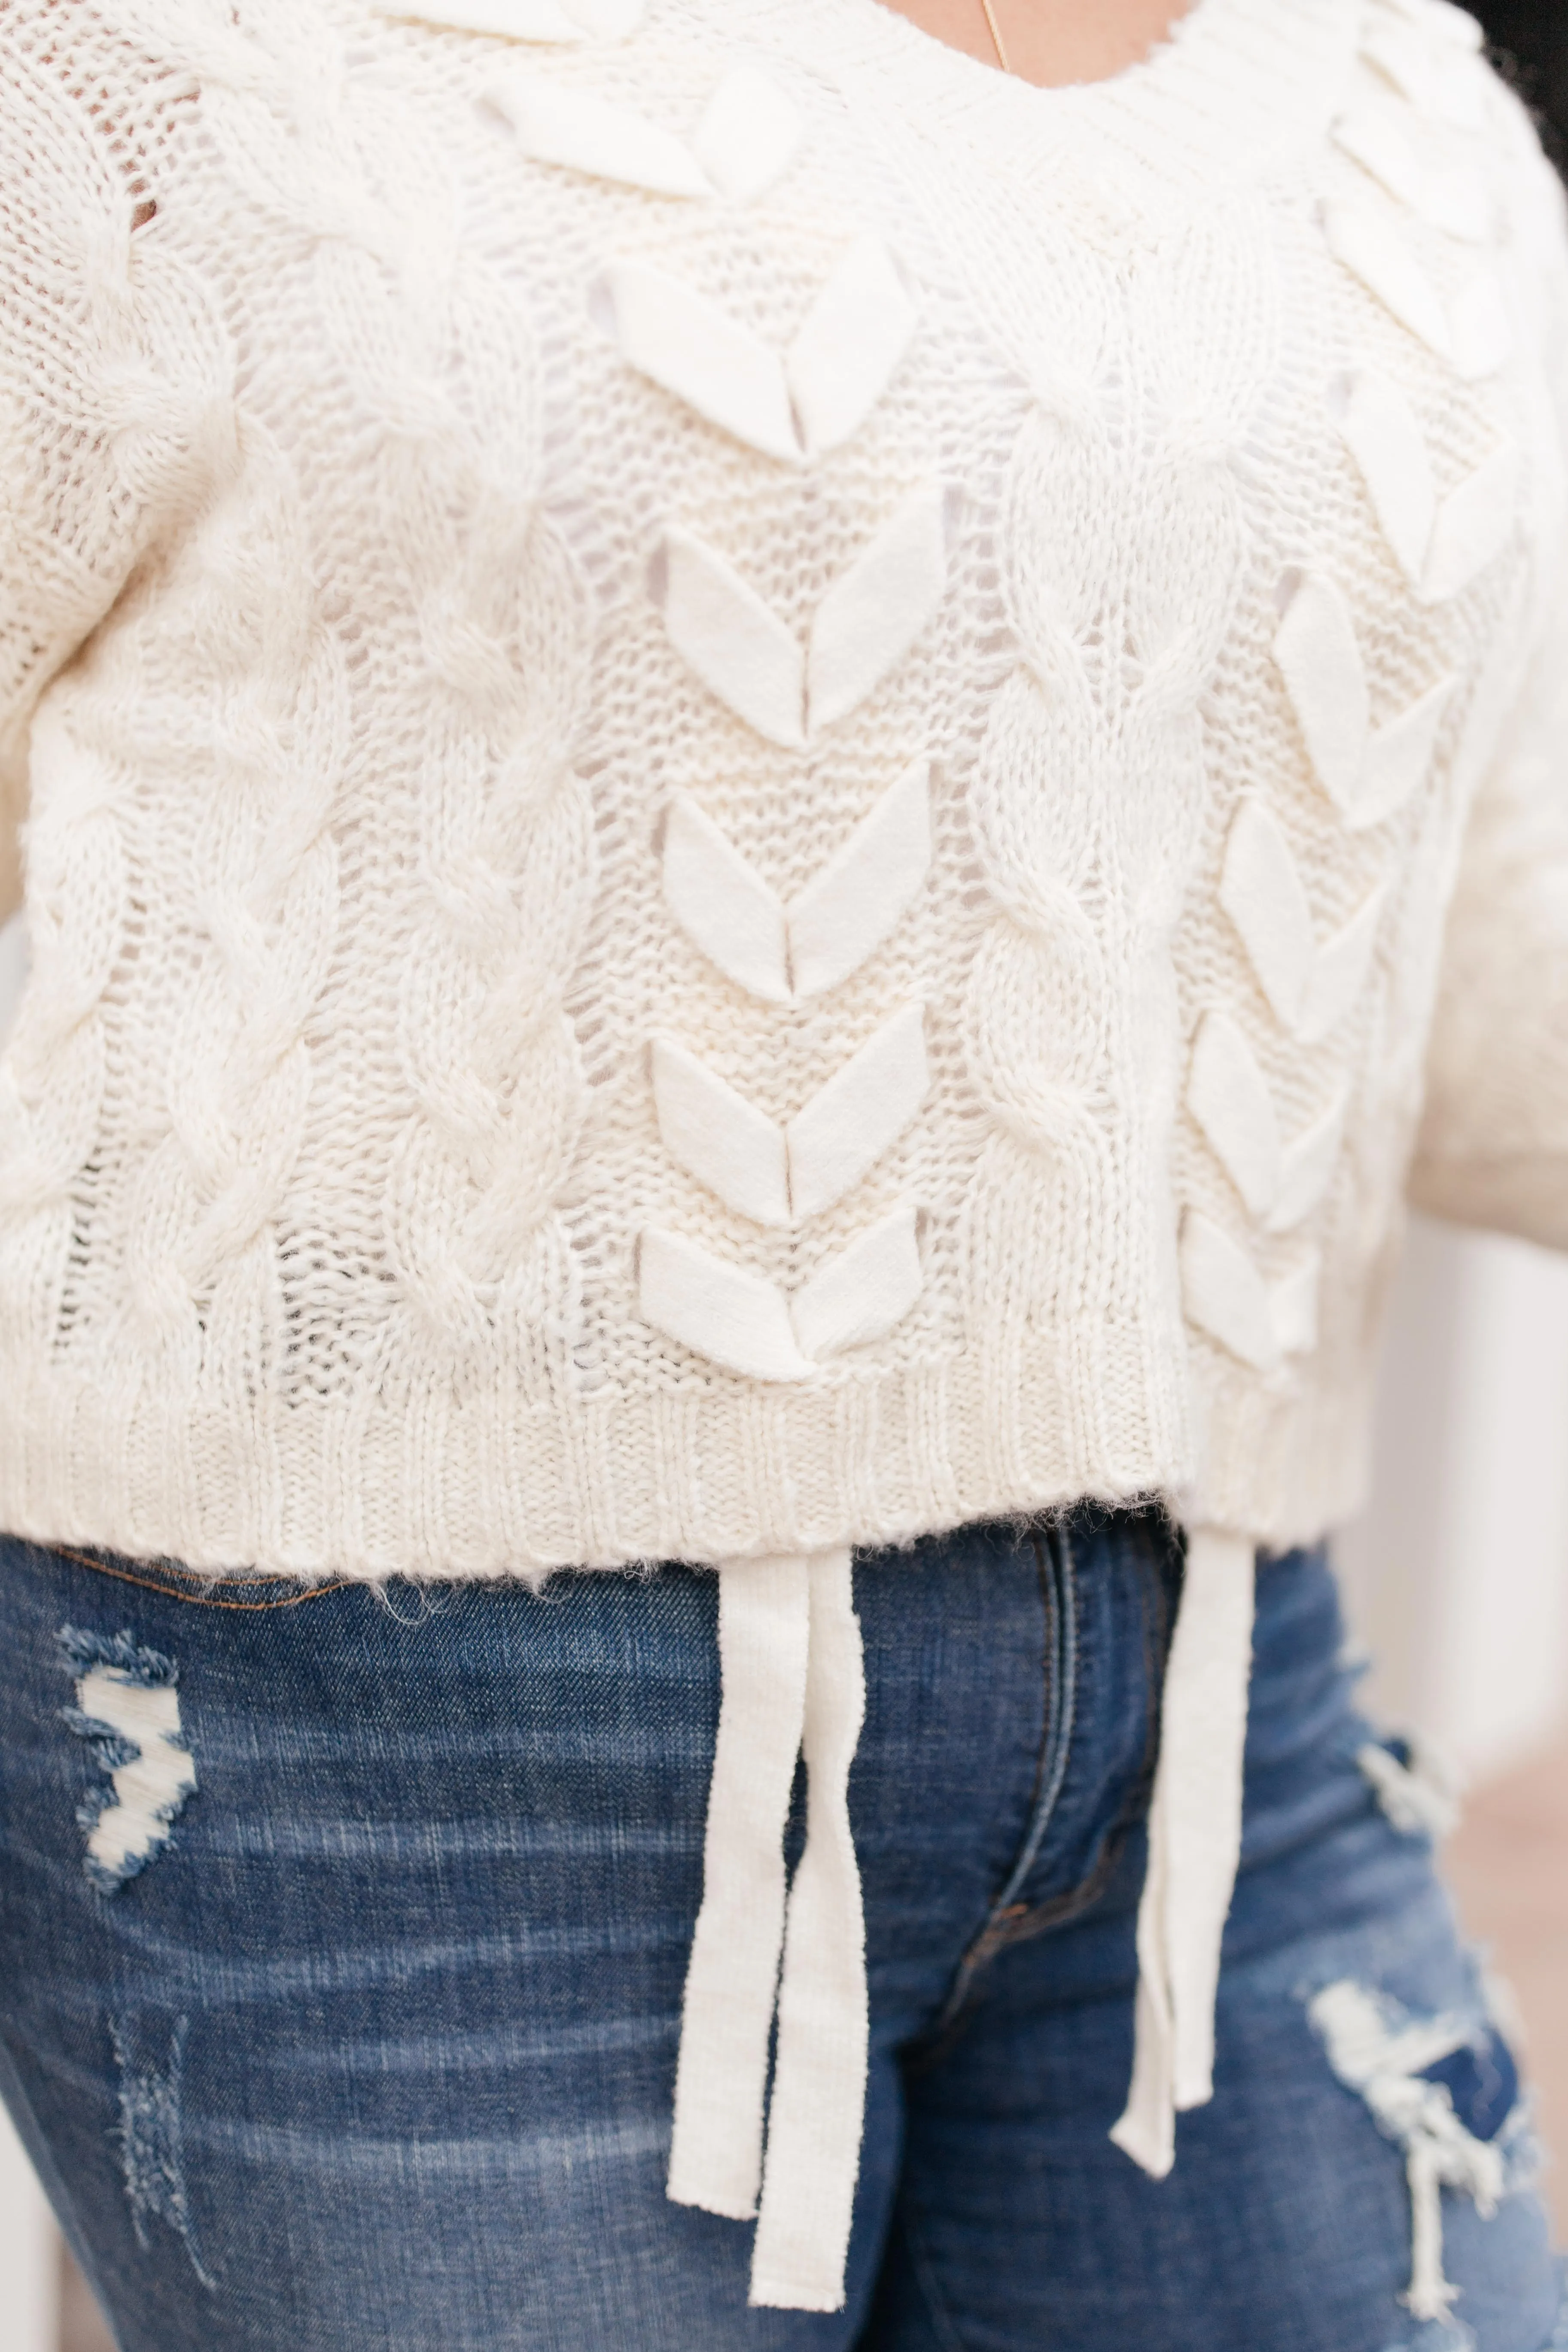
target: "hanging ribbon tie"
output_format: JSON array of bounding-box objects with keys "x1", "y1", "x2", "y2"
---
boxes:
[
  {"x1": 1111, "y1": 1525, "x2": 1257, "y2": 2178},
  {"x1": 670, "y1": 1521, "x2": 1256, "y2": 2292},
  {"x1": 667, "y1": 1543, "x2": 869, "y2": 2313}
]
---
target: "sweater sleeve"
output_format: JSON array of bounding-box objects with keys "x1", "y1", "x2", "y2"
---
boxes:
[
  {"x1": 1405, "y1": 83, "x2": 1568, "y2": 1253},
  {"x1": 0, "y1": 11, "x2": 209, "y2": 924},
  {"x1": 1407, "y1": 584, "x2": 1568, "y2": 1250}
]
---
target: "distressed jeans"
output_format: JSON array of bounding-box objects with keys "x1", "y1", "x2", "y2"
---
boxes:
[{"x1": 0, "y1": 1512, "x2": 1561, "y2": 2352}]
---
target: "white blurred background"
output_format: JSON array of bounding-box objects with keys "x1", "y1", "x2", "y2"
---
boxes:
[
  {"x1": 1, "y1": 911, "x2": 1566, "y2": 2348},
  {"x1": 1340, "y1": 1218, "x2": 1568, "y2": 1785}
]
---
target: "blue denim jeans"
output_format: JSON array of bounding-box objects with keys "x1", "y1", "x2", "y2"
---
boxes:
[{"x1": 0, "y1": 1512, "x2": 1561, "y2": 2352}]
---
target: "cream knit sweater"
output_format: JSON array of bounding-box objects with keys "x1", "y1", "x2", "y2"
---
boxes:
[
  {"x1": 4, "y1": 0, "x2": 1567, "y2": 1580},
  {"x1": 4, "y1": 0, "x2": 1568, "y2": 2312}
]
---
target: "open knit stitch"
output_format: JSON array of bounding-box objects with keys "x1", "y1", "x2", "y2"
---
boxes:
[{"x1": 4, "y1": 0, "x2": 1568, "y2": 2312}]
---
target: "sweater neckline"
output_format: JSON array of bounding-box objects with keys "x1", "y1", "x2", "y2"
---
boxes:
[
  {"x1": 728, "y1": 0, "x2": 1364, "y2": 211},
  {"x1": 836, "y1": 0, "x2": 1227, "y2": 112}
]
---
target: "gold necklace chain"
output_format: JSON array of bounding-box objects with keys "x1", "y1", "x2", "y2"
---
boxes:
[{"x1": 977, "y1": 0, "x2": 1013, "y2": 72}]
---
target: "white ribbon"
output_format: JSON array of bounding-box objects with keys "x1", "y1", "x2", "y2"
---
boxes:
[
  {"x1": 1111, "y1": 1526, "x2": 1257, "y2": 2179},
  {"x1": 670, "y1": 1521, "x2": 1255, "y2": 2287},
  {"x1": 667, "y1": 1543, "x2": 869, "y2": 2314}
]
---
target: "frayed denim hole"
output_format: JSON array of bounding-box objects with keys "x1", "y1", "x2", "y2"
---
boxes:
[
  {"x1": 58, "y1": 1627, "x2": 198, "y2": 1893},
  {"x1": 1418, "y1": 2030, "x2": 1519, "y2": 2145},
  {"x1": 110, "y1": 2016, "x2": 215, "y2": 2290},
  {"x1": 1357, "y1": 1733, "x2": 1461, "y2": 1841},
  {"x1": 1309, "y1": 1977, "x2": 1529, "y2": 2328},
  {"x1": 59, "y1": 1624, "x2": 177, "y2": 1686}
]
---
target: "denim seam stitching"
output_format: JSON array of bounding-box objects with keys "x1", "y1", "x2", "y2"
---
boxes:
[
  {"x1": 980, "y1": 1516, "x2": 1175, "y2": 1956},
  {"x1": 988, "y1": 1524, "x2": 1080, "y2": 1911},
  {"x1": 916, "y1": 1523, "x2": 1081, "y2": 2049},
  {"x1": 40, "y1": 1543, "x2": 350, "y2": 1612}
]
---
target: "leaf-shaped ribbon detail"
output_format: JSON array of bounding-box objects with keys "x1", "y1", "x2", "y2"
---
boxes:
[
  {"x1": 487, "y1": 75, "x2": 710, "y2": 195},
  {"x1": 789, "y1": 1198, "x2": 923, "y2": 1358},
  {"x1": 1324, "y1": 204, "x2": 1514, "y2": 380},
  {"x1": 1187, "y1": 1013, "x2": 1346, "y2": 1232},
  {"x1": 603, "y1": 262, "x2": 798, "y2": 456},
  {"x1": 639, "y1": 1200, "x2": 922, "y2": 1378},
  {"x1": 651, "y1": 1039, "x2": 791, "y2": 1226},
  {"x1": 659, "y1": 530, "x2": 806, "y2": 748},
  {"x1": 652, "y1": 1004, "x2": 928, "y2": 1227},
  {"x1": 1333, "y1": 105, "x2": 1493, "y2": 242},
  {"x1": 1221, "y1": 801, "x2": 1386, "y2": 1045},
  {"x1": 601, "y1": 237, "x2": 916, "y2": 462},
  {"x1": 639, "y1": 1226, "x2": 813, "y2": 1379},
  {"x1": 1362, "y1": 20, "x2": 1487, "y2": 132},
  {"x1": 662, "y1": 792, "x2": 792, "y2": 1002},
  {"x1": 1181, "y1": 1211, "x2": 1321, "y2": 1373},
  {"x1": 788, "y1": 757, "x2": 932, "y2": 996},
  {"x1": 656, "y1": 488, "x2": 947, "y2": 745},
  {"x1": 1339, "y1": 372, "x2": 1519, "y2": 603},
  {"x1": 787, "y1": 1004, "x2": 929, "y2": 1220},
  {"x1": 806, "y1": 484, "x2": 947, "y2": 732},
  {"x1": 788, "y1": 237, "x2": 919, "y2": 456},
  {"x1": 662, "y1": 761, "x2": 931, "y2": 1002},
  {"x1": 690, "y1": 65, "x2": 804, "y2": 201},
  {"x1": 1273, "y1": 573, "x2": 1454, "y2": 829},
  {"x1": 486, "y1": 62, "x2": 800, "y2": 200}
]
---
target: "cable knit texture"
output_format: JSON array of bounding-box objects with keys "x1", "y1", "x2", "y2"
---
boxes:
[{"x1": 1, "y1": 0, "x2": 1567, "y2": 1575}]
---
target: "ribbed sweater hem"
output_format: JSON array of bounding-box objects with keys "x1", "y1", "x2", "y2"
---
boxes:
[
  {"x1": 0, "y1": 1318, "x2": 1189, "y2": 1576},
  {"x1": 0, "y1": 1319, "x2": 1378, "y2": 1577}
]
